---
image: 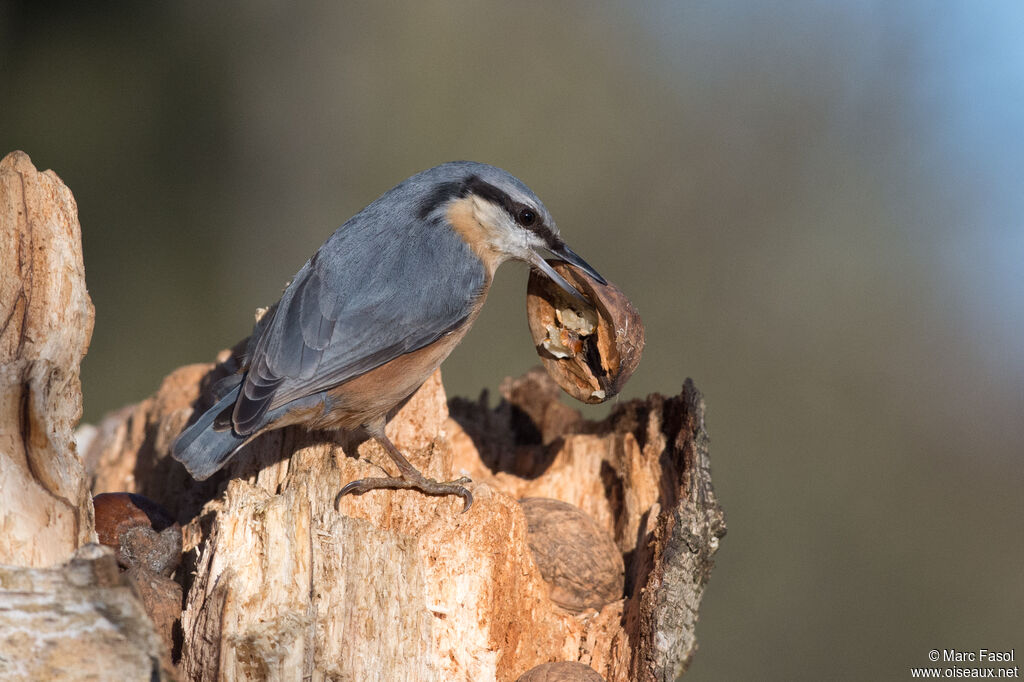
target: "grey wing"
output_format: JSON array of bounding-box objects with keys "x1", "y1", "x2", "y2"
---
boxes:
[{"x1": 232, "y1": 216, "x2": 486, "y2": 435}]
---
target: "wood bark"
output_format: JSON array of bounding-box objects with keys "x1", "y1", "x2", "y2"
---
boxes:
[
  {"x1": 0, "y1": 151, "x2": 168, "y2": 680},
  {"x1": 0, "y1": 149, "x2": 726, "y2": 681},
  {"x1": 0, "y1": 150, "x2": 95, "y2": 566},
  {"x1": 85, "y1": 363, "x2": 726, "y2": 681},
  {"x1": 0, "y1": 544, "x2": 171, "y2": 680}
]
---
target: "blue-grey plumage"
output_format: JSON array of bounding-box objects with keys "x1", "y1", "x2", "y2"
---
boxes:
[{"x1": 170, "y1": 161, "x2": 606, "y2": 510}]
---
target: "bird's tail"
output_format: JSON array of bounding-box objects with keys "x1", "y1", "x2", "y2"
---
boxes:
[{"x1": 171, "y1": 383, "x2": 249, "y2": 480}]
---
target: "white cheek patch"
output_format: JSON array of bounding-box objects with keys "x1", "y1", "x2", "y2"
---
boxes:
[{"x1": 470, "y1": 196, "x2": 532, "y2": 258}]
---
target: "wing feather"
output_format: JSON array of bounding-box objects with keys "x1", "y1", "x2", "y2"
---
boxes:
[{"x1": 231, "y1": 211, "x2": 486, "y2": 435}]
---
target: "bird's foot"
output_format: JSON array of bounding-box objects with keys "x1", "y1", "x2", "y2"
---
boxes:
[{"x1": 336, "y1": 474, "x2": 474, "y2": 513}]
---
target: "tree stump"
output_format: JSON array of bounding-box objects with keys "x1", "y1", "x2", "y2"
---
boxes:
[
  {"x1": 0, "y1": 151, "x2": 170, "y2": 680},
  {"x1": 0, "y1": 544, "x2": 171, "y2": 680},
  {"x1": 0, "y1": 150, "x2": 726, "y2": 681},
  {"x1": 0, "y1": 150, "x2": 95, "y2": 567}
]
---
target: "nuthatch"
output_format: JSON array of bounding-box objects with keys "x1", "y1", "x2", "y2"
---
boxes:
[{"x1": 171, "y1": 161, "x2": 605, "y2": 511}]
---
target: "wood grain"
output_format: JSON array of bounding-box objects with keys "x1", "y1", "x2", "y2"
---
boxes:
[
  {"x1": 0, "y1": 151, "x2": 95, "y2": 567},
  {"x1": 0, "y1": 150, "x2": 726, "y2": 680}
]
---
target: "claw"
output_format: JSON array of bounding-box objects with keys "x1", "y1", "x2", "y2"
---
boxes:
[
  {"x1": 457, "y1": 486, "x2": 474, "y2": 513},
  {"x1": 337, "y1": 478, "x2": 384, "y2": 498},
  {"x1": 334, "y1": 474, "x2": 474, "y2": 512},
  {"x1": 344, "y1": 427, "x2": 475, "y2": 512}
]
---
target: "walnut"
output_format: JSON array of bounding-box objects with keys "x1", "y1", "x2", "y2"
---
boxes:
[
  {"x1": 520, "y1": 497, "x2": 624, "y2": 613},
  {"x1": 93, "y1": 492, "x2": 179, "y2": 573},
  {"x1": 517, "y1": 661, "x2": 606, "y2": 681},
  {"x1": 526, "y1": 261, "x2": 644, "y2": 403},
  {"x1": 92, "y1": 493, "x2": 182, "y2": 653}
]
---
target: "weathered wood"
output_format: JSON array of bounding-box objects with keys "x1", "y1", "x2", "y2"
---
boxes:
[
  {"x1": 625, "y1": 383, "x2": 727, "y2": 681},
  {"x1": 0, "y1": 544, "x2": 171, "y2": 680},
  {"x1": 0, "y1": 151, "x2": 95, "y2": 567},
  {"x1": 0, "y1": 149, "x2": 726, "y2": 680},
  {"x1": 0, "y1": 151, "x2": 172, "y2": 681},
  {"x1": 88, "y1": 362, "x2": 726, "y2": 681}
]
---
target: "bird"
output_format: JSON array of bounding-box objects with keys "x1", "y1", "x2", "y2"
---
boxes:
[{"x1": 170, "y1": 161, "x2": 605, "y2": 512}]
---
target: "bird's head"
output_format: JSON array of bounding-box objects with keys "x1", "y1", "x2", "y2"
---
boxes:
[{"x1": 416, "y1": 162, "x2": 606, "y2": 303}]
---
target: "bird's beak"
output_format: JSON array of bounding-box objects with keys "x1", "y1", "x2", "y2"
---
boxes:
[
  {"x1": 529, "y1": 242, "x2": 607, "y2": 305},
  {"x1": 550, "y1": 242, "x2": 607, "y2": 285}
]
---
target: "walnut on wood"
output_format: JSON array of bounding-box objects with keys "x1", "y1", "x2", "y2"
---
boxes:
[
  {"x1": 87, "y1": 358, "x2": 725, "y2": 681},
  {"x1": 93, "y1": 492, "x2": 184, "y2": 654},
  {"x1": 0, "y1": 151, "x2": 171, "y2": 679},
  {"x1": 520, "y1": 497, "x2": 625, "y2": 613},
  {"x1": 0, "y1": 149, "x2": 725, "y2": 681},
  {"x1": 518, "y1": 661, "x2": 607, "y2": 681}
]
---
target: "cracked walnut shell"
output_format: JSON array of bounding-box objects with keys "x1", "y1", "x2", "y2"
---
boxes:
[{"x1": 526, "y1": 261, "x2": 644, "y2": 403}]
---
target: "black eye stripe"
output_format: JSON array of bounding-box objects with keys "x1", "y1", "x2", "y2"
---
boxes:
[
  {"x1": 461, "y1": 176, "x2": 515, "y2": 215},
  {"x1": 459, "y1": 176, "x2": 553, "y2": 239},
  {"x1": 418, "y1": 174, "x2": 556, "y2": 245},
  {"x1": 515, "y1": 205, "x2": 554, "y2": 242},
  {"x1": 418, "y1": 181, "x2": 463, "y2": 220},
  {"x1": 515, "y1": 206, "x2": 537, "y2": 228},
  {"x1": 529, "y1": 223, "x2": 556, "y2": 244}
]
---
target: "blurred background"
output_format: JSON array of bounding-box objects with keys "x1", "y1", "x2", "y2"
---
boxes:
[{"x1": 2, "y1": 1, "x2": 1021, "y2": 678}]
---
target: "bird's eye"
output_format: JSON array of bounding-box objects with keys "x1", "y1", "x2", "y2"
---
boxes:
[{"x1": 517, "y1": 208, "x2": 537, "y2": 226}]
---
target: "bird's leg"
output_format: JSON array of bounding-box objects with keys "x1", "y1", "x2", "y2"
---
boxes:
[{"x1": 336, "y1": 425, "x2": 473, "y2": 512}]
